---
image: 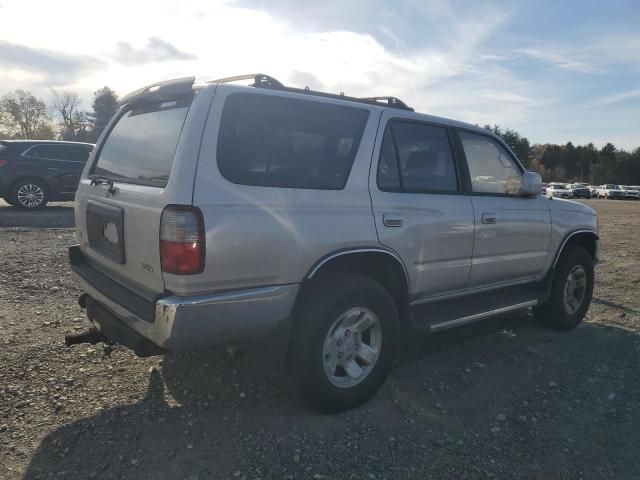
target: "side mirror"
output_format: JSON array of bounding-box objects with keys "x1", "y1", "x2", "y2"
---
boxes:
[{"x1": 520, "y1": 171, "x2": 543, "y2": 197}]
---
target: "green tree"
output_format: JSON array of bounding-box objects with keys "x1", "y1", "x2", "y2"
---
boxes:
[
  {"x1": 72, "y1": 111, "x2": 93, "y2": 142},
  {"x1": 484, "y1": 124, "x2": 531, "y2": 167},
  {"x1": 482, "y1": 124, "x2": 638, "y2": 184},
  {"x1": 0, "y1": 90, "x2": 51, "y2": 139},
  {"x1": 595, "y1": 143, "x2": 618, "y2": 183},
  {"x1": 89, "y1": 86, "x2": 118, "y2": 141}
]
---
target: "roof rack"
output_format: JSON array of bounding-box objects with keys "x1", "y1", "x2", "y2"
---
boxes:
[
  {"x1": 208, "y1": 73, "x2": 284, "y2": 89},
  {"x1": 360, "y1": 96, "x2": 413, "y2": 111},
  {"x1": 209, "y1": 73, "x2": 414, "y2": 111}
]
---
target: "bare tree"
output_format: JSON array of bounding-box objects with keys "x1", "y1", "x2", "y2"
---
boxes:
[
  {"x1": 50, "y1": 89, "x2": 82, "y2": 140},
  {"x1": 0, "y1": 90, "x2": 51, "y2": 139}
]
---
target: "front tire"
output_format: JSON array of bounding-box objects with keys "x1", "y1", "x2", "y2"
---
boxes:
[
  {"x1": 289, "y1": 273, "x2": 399, "y2": 413},
  {"x1": 533, "y1": 246, "x2": 594, "y2": 331},
  {"x1": 10, "y1": 179, "x2": 49, "y2": 209}
]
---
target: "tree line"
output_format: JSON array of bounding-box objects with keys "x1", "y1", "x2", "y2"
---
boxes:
[
  {"x1": 485, "y1": 125, "x2": 640, "y2": 185},
  {"x1": 0, "y1": 87, "x2": 118, "y2": 143},
  {"x1": 1, "y1": 87, "x2": 638, "y2": 185}
]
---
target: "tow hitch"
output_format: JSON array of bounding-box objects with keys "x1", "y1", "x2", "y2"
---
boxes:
[
  {"x1": 65, "y1": 293, "x2": 164, "y2": 357},
  {"x1": 64, "y1": 329, "x2": 107, "y2": 347}
]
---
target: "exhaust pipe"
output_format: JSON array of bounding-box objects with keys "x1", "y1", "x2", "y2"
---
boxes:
[{"x1": 64, "y1": 328, "x2": 106, "y2": 347}]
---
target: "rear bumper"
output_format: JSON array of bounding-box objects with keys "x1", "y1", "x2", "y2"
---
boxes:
[{"x1": 69, "y1": 245, "x2": 299, "y2": 351}]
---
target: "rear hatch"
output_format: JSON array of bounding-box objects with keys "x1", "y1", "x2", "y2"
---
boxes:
[{"x1": 75, "y1": 89, "x2": 197, "y2": 301}]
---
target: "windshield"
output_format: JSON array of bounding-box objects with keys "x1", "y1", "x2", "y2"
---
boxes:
[{"x1": 91, "y1": 98, "x2": 191, "y2": 187}]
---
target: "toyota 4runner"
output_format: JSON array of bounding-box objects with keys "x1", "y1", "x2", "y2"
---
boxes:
[{"x1": 67, "y1": 74, "x2": 598, "y2": 412}]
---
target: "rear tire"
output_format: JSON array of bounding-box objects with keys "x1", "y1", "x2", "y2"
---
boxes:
[
  {"x1": 533, "y1": 246, "x2": 594, "y2": 331},
  {"x1": 289, "y1": 273, "x2": 399, "y2": 413},
  {"x1": 9, "y1": 179, "x2": 49, "y2": 209}
]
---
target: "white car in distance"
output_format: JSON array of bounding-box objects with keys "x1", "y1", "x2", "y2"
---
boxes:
[
  {"x1": 620, "y1": 185, "x2": 640, "y2": 200},
  {"x1": 546, "y1": 183, "x2": 572, "y2": 198}
]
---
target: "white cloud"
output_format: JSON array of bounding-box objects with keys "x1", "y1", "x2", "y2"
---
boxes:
[
  {"x1": 1, "y1": 0, "x2": 636, "y2": 148},
  {"x1": 519, "y1": 33, "x2": 640, "y2": 73},
  {"x1": 0, "y1": 0, "x2": 520, "y2": 114},
  {"x1": 519, "y1": 47, "x2": 594, "y2": 73},
  {"x1": 593, "y1": 88, "x2": 640, "y2": 106}
]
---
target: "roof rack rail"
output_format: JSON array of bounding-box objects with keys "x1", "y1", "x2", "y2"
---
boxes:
[
  {"x1": 360, "y1": 96, "x2": 414, "y2": 111},
  {"x1": 209, "y1": 73, "x2": 414, "y2": 111},
  {"x1": 208, "y1": 73, "x2": 284, "y2": 89}
]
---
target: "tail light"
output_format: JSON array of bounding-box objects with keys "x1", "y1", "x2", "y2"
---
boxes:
[
  {"x1": 160, "y1": 205, "x2": 205, "y2": 275},
  {"x1": 0, "y1": 159, "x2": 8, "y2": 167}
]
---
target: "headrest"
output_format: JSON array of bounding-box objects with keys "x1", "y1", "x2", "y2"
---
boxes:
[{"x1": 406, "y1": 150, "x2": 438, "y2": 174}]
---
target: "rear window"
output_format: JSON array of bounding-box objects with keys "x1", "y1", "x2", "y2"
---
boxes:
[
  {"x1": 217, "y1": 93, "x2": 369, "y2": 190},
  {"x1": 92, "y1": 98, "x2": 190, "y2": 187}
]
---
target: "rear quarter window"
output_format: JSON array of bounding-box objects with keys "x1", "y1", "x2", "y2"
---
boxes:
[
  {"x1": 92, "y1": 98, "x2": 190, "y2": 187},
  {"x1": 217, "y1": 93, "x2": 369, "y2": 190}
]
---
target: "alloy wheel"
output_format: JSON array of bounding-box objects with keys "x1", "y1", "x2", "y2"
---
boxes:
[
  {"x1": 563, "y1": 265, "x2": 587, "y2": 315},
  {"x1": 17, "y1": 183, "x2": 44, "y2": 208},
  {"x1": 322, "y1": 307, "x2": 382, "y2": 388}
]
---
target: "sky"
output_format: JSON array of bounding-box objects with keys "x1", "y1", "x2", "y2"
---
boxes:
[{"x1": 0, "y1": 0, "x2": 638, "y2": 149}]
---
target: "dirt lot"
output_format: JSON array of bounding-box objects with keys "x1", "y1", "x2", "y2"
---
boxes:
[{"x1": 1, "y1": 199, "x2": 639, "y2": 480}]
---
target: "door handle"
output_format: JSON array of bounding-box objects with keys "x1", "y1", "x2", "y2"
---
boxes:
[
  {"x1": 481, "y1": 213, "x2": 497, "y2": 224},
  {"x1": 383, "y1": 214, "x2": 403, "y2": 228},
  {"x1": 47, "y1": 167, "x2": 60, "y2": 171}
]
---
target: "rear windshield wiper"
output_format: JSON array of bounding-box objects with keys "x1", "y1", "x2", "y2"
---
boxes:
[{"x1": 89, "y1": 175, "x2": 117, "y2": 194}]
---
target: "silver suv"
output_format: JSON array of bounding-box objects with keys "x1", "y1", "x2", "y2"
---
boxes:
[{"x1": 68, "y1": 74, "x2": 598, "y2": 412}]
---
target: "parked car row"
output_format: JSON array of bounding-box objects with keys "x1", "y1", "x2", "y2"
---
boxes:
[
  {"x1": 543, "y1": 182, "x2": 592, "y2": 199},
  {"x1": 0, "y1": 140, "x2": 94, "y2": 209},
  {"x1": 592, "y1": 184, "x2": 640, "y2": 200},
  {"x1": 542, "y1": 182, "x2": 640, "y2": 200}
]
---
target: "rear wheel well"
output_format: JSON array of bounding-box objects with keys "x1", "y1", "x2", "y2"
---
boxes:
[{"x1": 297, "y1": 251, "x2": 410, "y2": 332}]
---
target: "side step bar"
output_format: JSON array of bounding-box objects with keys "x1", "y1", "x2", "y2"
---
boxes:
[
  {"x1": 410, "y1": 282, "x2": 544, "y2": 332},
  {"x1": 430, "y1": 300, "x2": 537, "y2": 333}
]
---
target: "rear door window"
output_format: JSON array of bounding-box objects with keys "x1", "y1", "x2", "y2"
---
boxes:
[
  {"x1": 377, "y1": 121, "x2": 458, "y2": 193},
  {"x1": 92, "y1": 98, "x2": 190, "y2": 187},
  {"x1": 217, "y1": 93, "x2": 369, "y2": 190}
]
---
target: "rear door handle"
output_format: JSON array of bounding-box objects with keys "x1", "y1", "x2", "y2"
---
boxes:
[
  {"x1": 383, "y1": 214, "x2": 403, "y2": 228},
  {"x1": 481, "y1": 213, "x2": 497, "y2": 224}
]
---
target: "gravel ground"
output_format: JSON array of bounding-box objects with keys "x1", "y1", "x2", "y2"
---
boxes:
[{"x1": 1, "y1": 199, "x2": 639, "y2": 480}]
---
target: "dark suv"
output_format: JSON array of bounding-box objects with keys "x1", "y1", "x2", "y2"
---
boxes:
[{"x1": 0, "y1": 140, "x2": 94, "y2": 209}]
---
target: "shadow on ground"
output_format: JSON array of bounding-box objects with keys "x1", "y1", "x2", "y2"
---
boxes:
[
  {"x1": 22, "y1": 314, "x2": 640, "y2": 479},
  {"x1": 0, "y1": 203, "x2": 75, "y2": 228}
]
